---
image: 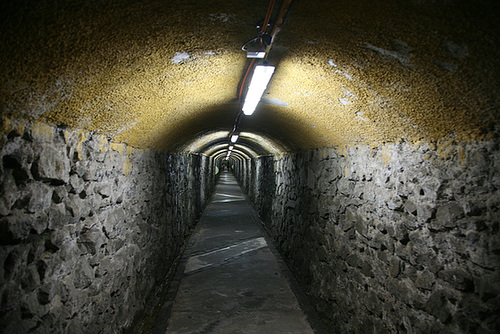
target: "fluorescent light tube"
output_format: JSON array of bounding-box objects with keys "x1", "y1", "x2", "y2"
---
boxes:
[
  {"x1": 247, "y1": 51, "x2": 266, "y2": 59},
  {"x1": 231, "y1": 134, "x2": 239, "y2": 143},
  {"x1": 229, "y1": 145, "x2": 234, "y2": 150},
  {"x1": 242, "y1": 65, "x2": 275, "y2": 116}
]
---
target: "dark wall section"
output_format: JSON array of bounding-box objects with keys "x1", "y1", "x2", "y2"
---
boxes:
[
  {"x1": 235, "y1": 156, "x2": 275, "y2": 224},
  {"x1": 0, "y1": 121, "x2": 215, "y2": 333},
  {"x1": 236, "y1": 141, "x2": 500, "y2": 333}
]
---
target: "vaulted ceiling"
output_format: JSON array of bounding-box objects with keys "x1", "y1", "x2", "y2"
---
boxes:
[{"x1": 1, "y1": 0, "x2": 499, "y2": 156}]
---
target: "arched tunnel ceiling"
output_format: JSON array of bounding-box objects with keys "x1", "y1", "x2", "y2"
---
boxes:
[
  {"x1": 1, "y1": 0, "x2": 499, "y2": 152},
  {"x1": 204, "y1": 144, "x2": 258, "y2": 160},
  {"x1": 214, "y1": 150, "x2": 248, "y2": 162},
  {"x1": 183, "y1": 130, "x2": 284, "y2": 156}
]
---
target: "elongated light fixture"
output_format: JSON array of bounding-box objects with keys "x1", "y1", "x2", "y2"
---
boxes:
[
  {"x1": 242, "y1": 64, "x2": 275, "y2": 115},
  {"x1": 230, "y1": 134, "x2": 239, "y2": 143},
  {"x1": 229, "y1": 145, "x2": 234, "y2": 150}
]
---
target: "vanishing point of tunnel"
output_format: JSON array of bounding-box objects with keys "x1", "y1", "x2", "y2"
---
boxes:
[{"x1": 1, "y1": 0, "x2": 499, "y2": 333}]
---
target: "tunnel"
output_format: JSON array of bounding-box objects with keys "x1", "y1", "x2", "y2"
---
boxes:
[{"x1": 1, "y1": 0, "x2": 499, "y2": 332}]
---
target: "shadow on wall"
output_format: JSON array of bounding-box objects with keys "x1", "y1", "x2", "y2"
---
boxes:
[
  {"x1": 236, "y1": 141, "x2": 500, "y2": 333},
  {"x1": 0, "y1": 120, "x2": 216, "y2": 333}
]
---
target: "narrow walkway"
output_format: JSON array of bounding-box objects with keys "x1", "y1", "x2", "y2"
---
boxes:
[{"x1": 157, "y1": 171, "x2": 316, "y2": 334}]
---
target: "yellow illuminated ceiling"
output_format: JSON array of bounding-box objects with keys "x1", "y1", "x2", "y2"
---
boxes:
[{"x1": 1, "y1": 0, "x2": 498, "y2": 153}]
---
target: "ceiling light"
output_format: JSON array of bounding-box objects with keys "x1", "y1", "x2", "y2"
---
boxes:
[
  {"x1": 242, "y1": 35, "x2": 269, "y2": 59},
  {"x1": 230, "y1": 134, "x2": 239, "y2": 143},
  {"x1": 242, "y1": 64, "x2": 275, "y2": 116},
  {"x1": 247, "y1": 51, "x2": 266, "y2": 59},
  {"x1": 229, "y1": 145, "x2": 234, "y2": 150}
]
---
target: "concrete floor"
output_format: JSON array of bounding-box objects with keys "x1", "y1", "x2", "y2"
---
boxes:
[{"x1": 154, "y1": 171, "x2": 320, "y2": 334}]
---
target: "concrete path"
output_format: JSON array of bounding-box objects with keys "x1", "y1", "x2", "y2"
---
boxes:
[{"x1": 158, "y1": 171, "x2": 317, "y2": 334}]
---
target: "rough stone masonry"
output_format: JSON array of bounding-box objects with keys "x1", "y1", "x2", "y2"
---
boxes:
[
  {"x1": 236, "y1": 140, "x2": 500, "y2": 333},
  {"x1": 0, "y1": 120, "x2": 215, "y2": 333}
]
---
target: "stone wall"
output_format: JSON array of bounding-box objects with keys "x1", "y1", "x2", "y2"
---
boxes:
[
  {"x1": 234, "y1": 157, "x2": 274, "y2": 224},
  {"x1": 237, "y1": 141, "x2": 500, "y2": 333},
  {"x1": 0, "y1": 120, "x2": 215, "y2": 333}
]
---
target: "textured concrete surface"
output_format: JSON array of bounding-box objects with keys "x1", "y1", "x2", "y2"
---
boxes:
[
  {"x1": 161, "y1": 172, "x2": 316, "y2": 334},
  {"x1": 1, "y1": 0, "x2": 499, "y2": 152}
]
